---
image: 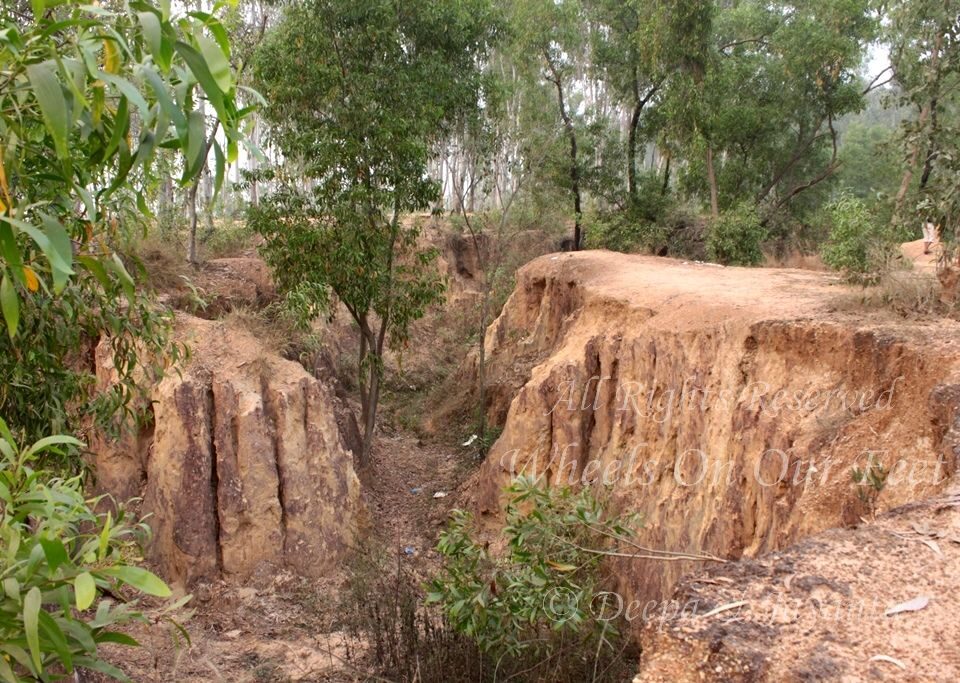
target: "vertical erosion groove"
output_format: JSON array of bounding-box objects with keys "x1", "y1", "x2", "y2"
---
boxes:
[
  {"x1": 261, "y1": 367, "x2": 288, "y2": 554},
  {"x1": 208, "y1": 381, "x2": 223, "y2": 573}
]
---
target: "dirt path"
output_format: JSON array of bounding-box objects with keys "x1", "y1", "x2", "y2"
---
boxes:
[{"x1": 362, "y1": 432, "x2": 473, "y2": 572}]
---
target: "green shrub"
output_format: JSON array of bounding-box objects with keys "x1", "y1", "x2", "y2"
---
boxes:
[
  {"x1": 586, "y1": 174, "x2": 673, "y2": 253},
  {"x1": 586, "y1": 211, "x2": 670, "y2": 253},
  {"x1": 851, "y1": 454, "x2": 889, "y2": 516},
  {"x1": 821, "y1": 195, "x2": 897, "y2": 283},
  {"x1": 0, "y1": 420, "x2": 181, "y2": 682},
  {"x1": 0, "y1": 273, "x2": 180, "y2": 449},
  {"x1": 427, "y1": 477, "x2": 637, "y2": 666},
  {"x1": 706, "y1": 202, "x2": 767, "y2": 266}
]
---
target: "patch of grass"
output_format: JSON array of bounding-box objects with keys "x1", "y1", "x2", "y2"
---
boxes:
[
  {"x1": 130, "y1": 233, "x2": 193, "y2": 295},
  {"x1": 199, "y1": 219, "x2": 259, "y2": 260},
  {"x1": 831, "y1": 269, "x2": 947, "y2": 318},
  {"x1": 222, "y1": 304, "x2": 325, "y2": 361},
  {"x1": 763, "y1": 249, "x2": 828, "y2": 271},
  {"x1": 252, "y1": 658, "x2": 285, "y2": 683}
]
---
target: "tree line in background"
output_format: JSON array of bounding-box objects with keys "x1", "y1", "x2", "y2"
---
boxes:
[
  {"x1": 123, "y1": 0, "x2": 960, "y2": 282},
  {"x1": 230, "y1": 0, "x2": 960, "y2": 262},
  {"x1": 138, "y1": 1, "x2": 960, "y2": 266},
  {"x1": 242, "y1": 0, "x2": 960, "y2": 462}
]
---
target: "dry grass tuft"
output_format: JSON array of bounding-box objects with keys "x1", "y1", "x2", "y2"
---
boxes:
[
  {"x1": 831, "y1": 268, "x2": 952, "y2": 318},
  {"x1": 221, "y1": 306, "x2": 301, "y2": 358},
  {"x1": 763, "y1": 249, "x2": 828, "y2": 271}
]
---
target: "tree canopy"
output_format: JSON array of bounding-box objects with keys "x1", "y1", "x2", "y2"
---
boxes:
[
  {"x1": 0, "y1": 0, "x2": 250, "y2": 440},
  {"x1": 251, "y1": 0, "x2": 501, "y2": 464}
]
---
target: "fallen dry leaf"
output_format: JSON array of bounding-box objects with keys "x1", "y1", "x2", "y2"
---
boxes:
[
  {"x1": 693, "y1": 577, "x2": 735, "y2": 586},
  {"x1": 869, "y1": 654, "x2": 907, "y2": 670},
  {"x1": 921, "y1": 539, "x2": 943, "y2": 557},
  {"x1": 700, "y1": 600, "x2": 748, "y2": 619},
  {"x1": 885, "y1": 596, "x2": 930, "y2": 616}
]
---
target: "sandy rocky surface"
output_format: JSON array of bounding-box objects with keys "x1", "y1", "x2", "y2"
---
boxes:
[{"x1": 92, "y1": 247, "x2": 960, "y2": 681}]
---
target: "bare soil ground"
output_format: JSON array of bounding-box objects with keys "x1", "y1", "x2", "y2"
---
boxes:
[
  {"x1": 900, "y1": 237, "x2": 942, "y2": 274},
  {"x1": 533, "y1": 249, "x2": 960, "y2": 345},
  {"x1": 637, "y1": 484, "x2": 960, "y2": 682}
]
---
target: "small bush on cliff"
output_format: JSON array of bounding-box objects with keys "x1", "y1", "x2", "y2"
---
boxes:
[
  {"x1": 706, "y1": 202, "x2": 767, "y2": 266},
  {"x1": 851, "y1": 454, "x2": 889, "y2": 516},
  {"x1": 586, "y1": 174, "x2": 674, "y2": 254},
  {"x1": 0, "y1": 421, "x2": 182, "y2": 681},
  {"x1": 586, "y1": 209, "x2": 671, "y2": 254},
  {"x1": 821, "y1": 195, "x2": 899, "y2": 283},
  {"x1": 426, "y1": 477, "x2": 638, "y2": 678}
]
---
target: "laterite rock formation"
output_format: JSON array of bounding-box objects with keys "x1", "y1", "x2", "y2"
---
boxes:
[
  {"x1": 92, "y1": 314, "x2": 363, "y2": 586},
  {"x1": 473, "y1": 251, "x2": 960, "y2": 611}
]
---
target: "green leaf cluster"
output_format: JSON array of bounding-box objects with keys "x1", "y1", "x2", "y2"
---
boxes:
[
  {"x1": 0, "y1": 0, "x2": 242, "y2": 444},
  {"x1": 821, "y1": 194, "x2": 899, "y2": 282},
  {"x1": 0, "y1": 418, "x2": 184, "y2": 682},
  {"x1": 427, "y1": 476, "x2": 637, "y2": 661},
  {"x1": 706, "y1": 201, "x2": 767, "y2": 266},
  {"x1": 0, "y1": 0, "x2": 247, "y2": 337}
]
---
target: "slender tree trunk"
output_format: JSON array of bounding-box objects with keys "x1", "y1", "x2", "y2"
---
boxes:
[
  {"x1": 451, "y1": 152, "x2": 463, "y2": 214},
  {"x1": 628, "y1": 97, "x2": 642, "y2": 200},
  {"x1": 919, "y1": 98, "x2": 939, "y2": 190},
  {"x1": 892, "y1": 29, "x2": 943, "y2": 225},
  {"x1": 469, "y1": 168, "x2": 476, "y2": 213},
  {"x1": 705, "y1": 143, "x2": 720, "y2": 219},
  {"x1": 476, "y1": 283, "x2": 489, "y2": 442},
  {"x1": 627, "y1": 78, "x2": 661, "y2": 201},
  {"x1": 202, "y1": 165, "x2": 214, "y2": 238},
  {"x1": 249, "y1": 117, "x2": 259, "y2": 208},
  {"x1": 187, "y1": 179, "x2": 199, "y2": 263},
  {"x1": 571, "y1": 133, "x2": 582, "y2": 250},
  {"x1": 355, "y1": 209, "x2": 400, "y2": 467},
  {"x1": 187, "y1": 100, "x2": 219, "y2": 263},
  {"x1": 547, "y1": 58, "x2": 582, "y2": 249},
  {"x1": 161, "y1": 177, "x2": 173, "y2": 213},
  {"x1": 661, "y1": 151, "x2": 671, "y2": 196},
  {"x1": 361, "y1": 361, "x2": 380, "y2": 468},
  {"x1": 355, "y1": 320, "x2": 375, "y2": 469}
]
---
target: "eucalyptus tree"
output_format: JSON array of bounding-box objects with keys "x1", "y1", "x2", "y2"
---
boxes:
[
  {"x1": 251, "y1": 0, "x2": 500, "y2": 466},
  {"x1": 886, "y1": 0, "x2": 960, "y2": 234},
  {"x1": 584, "y1": 0, "x2": 664, "y2": 204},
  {"x1": 0, "y1": 0, "x2": 249, "y2": 440},
  {"x1": 508, "y1": 0, "x2": 589, "y2": 249},
  {"x1": 669, "y1": 0, "x2": 875, "y2": 219}
]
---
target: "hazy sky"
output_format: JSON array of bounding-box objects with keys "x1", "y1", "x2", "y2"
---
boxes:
[{"x1": 866, "y1": 43, "x2": 892, "y2": 82}]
